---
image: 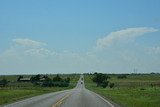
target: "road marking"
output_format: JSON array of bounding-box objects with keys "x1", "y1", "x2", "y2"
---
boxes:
[
  {"x1": 89, "y1": 90, "x2": 115, "y2": 107},
  {"x1": 52, "y1": 93, "x2": 72, "y2": 107}
]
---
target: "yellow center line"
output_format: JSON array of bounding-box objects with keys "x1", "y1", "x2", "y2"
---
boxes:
[{"x1": 52, "y1": 93, "x2": 72, "y2": 107}]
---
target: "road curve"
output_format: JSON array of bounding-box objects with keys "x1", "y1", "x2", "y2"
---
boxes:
[{"x1": 4, "y1": 75, "x2": 117, "y2": 107}]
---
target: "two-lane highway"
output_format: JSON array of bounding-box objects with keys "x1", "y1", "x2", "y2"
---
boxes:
[
  {"x1": 60, "y1": 75, "x2": 114, "y2": 107},
  {"x1": 4, "y1": 75, "x2": 116, "y2": 107}
]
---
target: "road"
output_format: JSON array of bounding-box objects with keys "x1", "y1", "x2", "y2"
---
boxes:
[{"x1": 4, "y1": 75, "x2": 116, "y2": 107}]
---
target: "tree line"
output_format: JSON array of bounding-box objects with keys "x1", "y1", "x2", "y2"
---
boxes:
[
  {"x1": 42, "y1": 74, "x2": 70, "y2": 87},
  {"x1": 0, "y1": 74, "x2": 71, "y2": 87}
]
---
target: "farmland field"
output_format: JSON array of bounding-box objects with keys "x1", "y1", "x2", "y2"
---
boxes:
[{"x1": 84, "y1": 74, "x2": 160, "y2": 107}]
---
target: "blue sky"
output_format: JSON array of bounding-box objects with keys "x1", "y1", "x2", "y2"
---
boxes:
[{"x1": 0, "y1": 0, "x2": 160, "y2": 74}]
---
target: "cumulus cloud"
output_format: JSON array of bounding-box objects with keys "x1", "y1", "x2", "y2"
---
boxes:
[
  {"x1": 96, "y1": 27, "x2": 158, "y2": 49},
  {"x1": 13, "y1": 38, "x2": 46, "y2": 48},
  {"x1": 0, "y1": 38, "x2": 52, "y2": 58}
]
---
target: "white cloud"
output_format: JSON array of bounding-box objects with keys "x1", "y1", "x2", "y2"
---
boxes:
[
  {"x1": 96, "y1": 27, "x2": 158, "y2": 49},
  {"x1": 13, "y1": 38, "x2": 46, "y2": 48},
  {"x1": 24, "y1": 48, "x2": 53, "y2": 57},
  {"x1": 11, "y1": 38, "x2": 52, "y2": 57},
  {"x1": 0, "y1": 28, "x2": 160, "y2": 74},
  {"x1": 148, "y1": 46, "x2": 160, "y2": 54},
  {"x1": 0, "y1": 38, "x2": 53, "y2": 61}
]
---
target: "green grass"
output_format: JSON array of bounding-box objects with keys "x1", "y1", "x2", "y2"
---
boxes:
[
  {"x1": 85, "y1": 74, "x2": 160, "y2": 107},
  {"x1": 0, "y1": 74, "x2": 80, "y2": 105},
  {"x1": 0, "y1": 86, "x2": 72, "y2": 105}
]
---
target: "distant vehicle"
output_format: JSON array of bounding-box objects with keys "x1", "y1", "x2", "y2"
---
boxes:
[
  {"x1": 81, "y1": 78, "x2": 83, "y2": 80},
  {"x1": 81, "y1": 81, "x2": 83, "y2": 84}
]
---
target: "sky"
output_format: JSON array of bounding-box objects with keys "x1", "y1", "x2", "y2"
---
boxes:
[{"x1": 0, "y1": 0, "x2": 160, "y2": 75}]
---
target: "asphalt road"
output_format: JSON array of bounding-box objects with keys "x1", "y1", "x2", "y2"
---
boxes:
[{"x1": 4, "y1": 75, "x2": 116, "y2": 107}]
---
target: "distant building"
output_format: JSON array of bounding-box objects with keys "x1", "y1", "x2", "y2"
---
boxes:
[
  {"x1": 40, "y1": 78, "x2": 46, "y2": 81},
  {"x1": 19, "y1": 78, "x2": 31, "y2": 82},
  {"x1": 18, "y1": 74, "x2": 49, "y2": 83}
]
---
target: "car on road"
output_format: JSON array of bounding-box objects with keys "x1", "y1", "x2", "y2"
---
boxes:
[{"x1": 81, "y1": 81, "x2": 83, "y2": 84}]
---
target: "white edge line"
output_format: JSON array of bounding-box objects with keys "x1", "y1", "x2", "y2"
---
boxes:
[{"x1": 89, "y1": 90, "x2": 114, "y2": 107}]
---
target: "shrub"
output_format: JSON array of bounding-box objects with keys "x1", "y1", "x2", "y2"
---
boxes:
[
  {"x1": 0, "y1": 78, "x2": 8, "y2": 87},
  {"x1": 59, "y1": 81, "x2": 69, "y2": 87},
  {"x1": 42, "y1": 75, "x2": 70, "y2": 87},
  {"x1": 109, "y1": 83, "x2": 115, "y2": 88},
  {"x1": 42, "y1": 78, "x2": 54, "y2": 87},
  {"x1": 101, "y1": 80, "x2": 109, "y2": 88},
  {"x1": 117, "y1": 75, "x2": 127, "y2": 79}
]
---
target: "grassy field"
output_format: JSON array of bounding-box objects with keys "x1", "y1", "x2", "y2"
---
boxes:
[
  {"x1": 0, "y1": 74, "x2": 79, "y2": 105},
  {"x1": 85, "y1": 74, "x2": 160, "y2": 107}
]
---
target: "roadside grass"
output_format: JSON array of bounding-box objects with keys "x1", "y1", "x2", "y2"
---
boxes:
[
  {"x1": 0, "y1": 74, "x2": 79, "y2": 105},
  {"x1": 0, "y1": 86, "x2": 72, "y2": 105},
  {"x1": 85, "y1": 74, "x2": 160, "y2": 107}
]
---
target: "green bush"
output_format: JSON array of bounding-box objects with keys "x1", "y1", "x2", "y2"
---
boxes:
[
  {"x1": 101, "y1": 80, "x2": 109, "y2": 88},
  {"x1": 42, "y1": 75, "x2": 70, "y2": 87},
  {"x1": 117, "y1": 75, "x2": 127, "y2": 79},
  {"x1": 109, "y1": 83, "x2": 114, "y2": 88},
  {"x1": 0, "y1": 78, "x2": 8, "y2": 87}
]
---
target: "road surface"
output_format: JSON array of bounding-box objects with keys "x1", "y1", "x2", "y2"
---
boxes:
[{"x1": 4, "y1": 75, "x2": 117, "y2": 107}]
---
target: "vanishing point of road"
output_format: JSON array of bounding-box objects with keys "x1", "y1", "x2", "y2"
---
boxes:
[{"x1": 4, "y1": 75, "x2": 118, "y2": 107}]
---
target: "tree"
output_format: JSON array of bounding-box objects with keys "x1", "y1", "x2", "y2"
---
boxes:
[
  {"x1": 61, "y1": 77, "x2": 70, "y2": 87},
  {"x1": 64, "y1": 77, "x2": 70, "y2": 83},
  {"x1": 43, "y1": 75, "x2": 48, "y2": 79},
  {"x1": 52, "y1": 74, "x2": 62, "y2": 87},
  {"x1": 31, "y1": 74, "x2": 41, "y2": 82},
  {"x1": 0, "y1": 78, "x2": 8, "y2": 87},
  {"x1": 53, "y1": 74, "x2": 62, "y2": 82},
  {"x1": 109, "y1": 83, "x2": 115, "y2": 88},
  {"x1": 92, "y1": 73, "x2": 109, "y2": 87},
  {"x1": 101, "y1": 80, "x2": 109, "y2": 88},
  {"x1": 41, "y1": 74, "x2": 71, "y2": 87},
  {"x1": 42, "y1": 78, "x2": 53, "y2": 87}
]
